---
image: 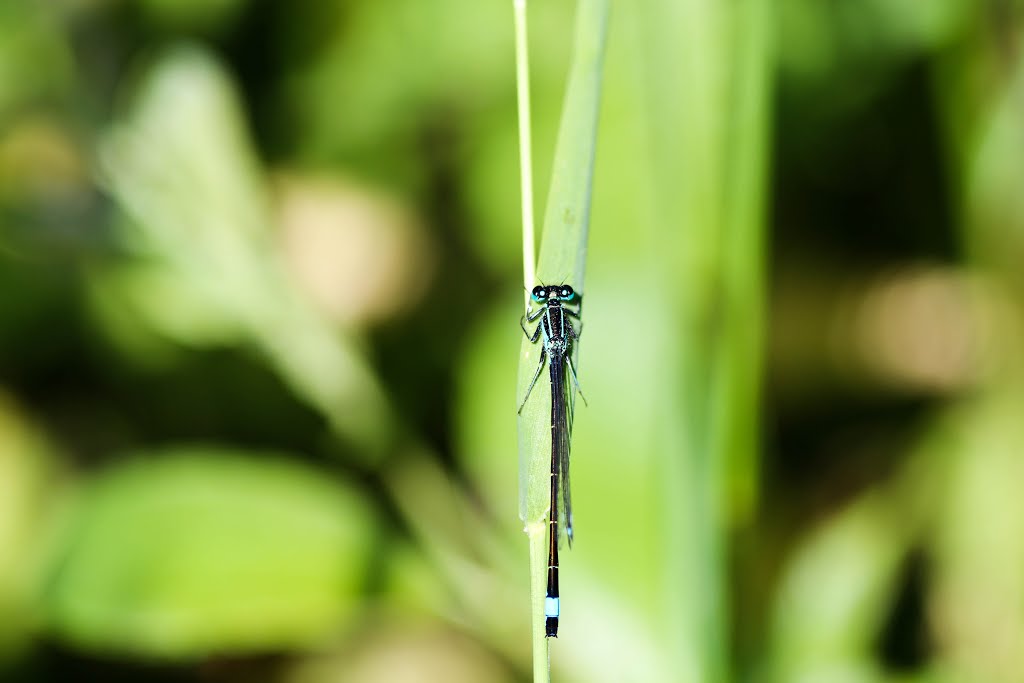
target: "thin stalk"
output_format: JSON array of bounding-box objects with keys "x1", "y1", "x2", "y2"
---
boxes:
[{"x1": 514, "y1": 0, "x2": 537, "y2": 312}]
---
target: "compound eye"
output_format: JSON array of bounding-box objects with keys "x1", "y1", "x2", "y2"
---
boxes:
[
  {"x1": 532, "y1": 286, "x2": 546, "y2": 301},
  {"x1": 560, "y1": 286, "x2": 574, "y2": 300}
]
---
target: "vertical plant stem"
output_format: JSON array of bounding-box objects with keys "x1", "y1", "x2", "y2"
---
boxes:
[
  {"x1": 512, "y1": 5, "x2": 549, "y2": 677},
  {"x1": 514, "y1": 0, "x2": 537, "y2": 312}
]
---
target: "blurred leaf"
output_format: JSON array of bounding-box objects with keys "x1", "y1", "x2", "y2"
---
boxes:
[
  {"x1": 99, "y1": 46, "x2": 281, "y2": 334},
  {"x1": 45, "y1": 448, "x2": 375, "y2": 658},
  {"x1": 0, "y1": 394, "x2": 66, "y2": 663},
  {"x1": 98, "y1": 45, "x2": 396, "y2": 457}
]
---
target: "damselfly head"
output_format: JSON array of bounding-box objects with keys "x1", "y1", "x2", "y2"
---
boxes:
[{"x1": 531, "y1": 284, "x2": 576, "y2": 303}]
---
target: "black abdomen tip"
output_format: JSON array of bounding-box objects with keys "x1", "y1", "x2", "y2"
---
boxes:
[{"x1": 545, "y1": 617, "x2": 558, "y2": 637}]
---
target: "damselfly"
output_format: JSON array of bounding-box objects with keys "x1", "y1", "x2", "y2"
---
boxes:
[{"x1": 518, "y1": 284, "x2": 585, "y2": 638}]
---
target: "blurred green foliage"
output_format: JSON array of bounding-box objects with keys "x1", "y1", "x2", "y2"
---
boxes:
[
  {"x1": 47, "y1": 449, "x2": 374, "y2": 657},
  {"x1": 2, "y1": 0, "x2": 1024, "y2": 682}
]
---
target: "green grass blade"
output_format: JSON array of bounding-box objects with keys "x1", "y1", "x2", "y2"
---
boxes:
[{"x1": 515, "y1": 0, "x2": 609, "y2": 677}]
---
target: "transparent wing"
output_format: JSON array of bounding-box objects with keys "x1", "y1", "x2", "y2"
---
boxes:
[{"x1": 552, "y1": 354, "x2": 574, "y2": 549}]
